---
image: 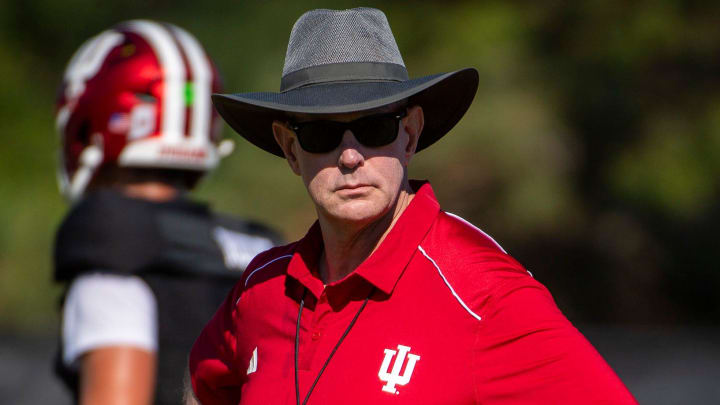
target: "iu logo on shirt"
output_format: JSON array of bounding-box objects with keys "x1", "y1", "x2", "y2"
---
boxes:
[{"x1": 378, "y1": 345, "x2": 420, "y2": 394}]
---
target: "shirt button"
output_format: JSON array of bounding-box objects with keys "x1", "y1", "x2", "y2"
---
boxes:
[{"x1": 311, "y1": 331, "x2": 321, "y2": 340}]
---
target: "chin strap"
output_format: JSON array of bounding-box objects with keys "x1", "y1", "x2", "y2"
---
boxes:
[
  {"x1": 217, "y1": 139, "x2": 235, "y2": 158},
  {"x1": 65, "y1": 144, "x2": 104, "y2": 202}
]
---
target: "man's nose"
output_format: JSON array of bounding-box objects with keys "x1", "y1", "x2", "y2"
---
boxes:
[{"x1": 337, "y1": 130, "x2": 364, "y2": 169}]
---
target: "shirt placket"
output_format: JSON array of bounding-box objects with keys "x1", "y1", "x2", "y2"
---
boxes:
[
  {"x1": 296, "y1": 279, "x2": 374, "y2": 405},
  {"x1": 298, "y1": 288, "x2": 332, "y2": 371}
]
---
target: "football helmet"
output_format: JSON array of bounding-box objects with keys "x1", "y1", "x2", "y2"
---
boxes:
[{"x1": 55, "y1": 20, "x2": 233, "y2": 200}]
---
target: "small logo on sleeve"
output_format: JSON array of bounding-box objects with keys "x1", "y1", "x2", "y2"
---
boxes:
[
  {"x1": 247, "y1": 347, "x2": 258, "y2": 375},
  {"x1": 378, "y1": 345, "x2": 420, "y2": 394}
]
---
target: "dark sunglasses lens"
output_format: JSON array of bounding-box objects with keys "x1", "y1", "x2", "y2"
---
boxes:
[
  {"x1": 296, "y1": 122, "x2": 343, "y2": 153},
  {"x1": 294, "y1": 113, "x2": 401, "y2": 153},
  {"x1": 353, "y1": 115, "x2": 399, "y2": 147}
]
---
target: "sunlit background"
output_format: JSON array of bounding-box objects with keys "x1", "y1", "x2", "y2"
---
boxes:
[{"x1": 1, "y1": 1, "x2": 718, "y2": 403}]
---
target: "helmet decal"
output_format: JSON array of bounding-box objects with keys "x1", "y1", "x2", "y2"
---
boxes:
[
  {"x1": 108, "y1": 112, "x2": 131, "y2": 134},
  {"x1": 128, "y1": 104, "x2": 156, "y2": 141}
]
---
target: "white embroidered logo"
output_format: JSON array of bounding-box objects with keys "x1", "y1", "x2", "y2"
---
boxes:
[
  {"x1": 378, "y1": 345, "x2": 420, "y2": 394},
  {"x1": 247, "y1": 347, "x2": 257, "y2": 375}
]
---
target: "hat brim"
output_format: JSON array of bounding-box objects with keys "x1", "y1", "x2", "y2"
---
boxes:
[{"x1": 212, "y1": 68, "x2": 479, "y2": 157}]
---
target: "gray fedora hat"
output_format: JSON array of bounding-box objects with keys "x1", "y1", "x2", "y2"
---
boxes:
[{"x1": 212, "y1": 7, "x2": 479, "y2": 157}]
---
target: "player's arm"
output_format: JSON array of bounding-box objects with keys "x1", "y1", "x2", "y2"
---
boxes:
[
  {"x1": 472, "y1": 271, "x2": 638, "y2": 404},
  {"x1": 79, "y1": 346, "x2": 155, "y2": 405},
  {"x1": 62, "y1": 274, "x2": 158, "y2": 405}
]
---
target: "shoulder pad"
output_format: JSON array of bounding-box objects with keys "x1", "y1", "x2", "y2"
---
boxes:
[
  {"x1": 54, "y1": 190, "x2": 161, "y2": 281},
  {"x1": 213, "y1": 213, "x2": 284, "y2": 245}
]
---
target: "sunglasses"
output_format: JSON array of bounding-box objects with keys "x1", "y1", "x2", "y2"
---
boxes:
[{"x1": 288, "y1": 110, "x2": 407, "y2": 153}]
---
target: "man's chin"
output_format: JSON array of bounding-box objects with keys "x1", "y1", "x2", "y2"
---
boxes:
[{"x1": 326, "y1": 202, "x2": 388, "y2": 225}]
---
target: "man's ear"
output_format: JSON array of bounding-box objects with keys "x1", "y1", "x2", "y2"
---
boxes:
[
  {"x1": 401, "y1": 105, "x2": 424, "y2": 165},
  {"x1": 272, "y1": 121, "x2": 301, "y2": 176}
]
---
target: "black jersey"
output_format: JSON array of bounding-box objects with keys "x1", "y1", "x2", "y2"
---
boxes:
[{"x1": 53, "y1": 190, "x2": 281, "y2": 405}]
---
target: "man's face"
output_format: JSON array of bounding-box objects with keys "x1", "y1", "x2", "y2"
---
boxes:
[{"x1": 273, "y1": 105, "x2": 423, "y2": 227}]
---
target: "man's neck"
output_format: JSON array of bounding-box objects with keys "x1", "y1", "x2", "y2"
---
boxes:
[
  {"x1": 121, "y1": 181, "x2": 181, "y2": 202},
  {"x1": 318, "y1": 186, "x2": 415, "y2": 284}
]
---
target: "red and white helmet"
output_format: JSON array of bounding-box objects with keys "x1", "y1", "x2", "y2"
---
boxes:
[{"x1": 55, "y1": 20, "x2": 233, "y2": 200}]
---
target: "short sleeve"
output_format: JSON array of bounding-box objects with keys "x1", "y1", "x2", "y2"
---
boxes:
[
  {"x1": 61, "y1": 273, "x2": 158, "y2": 367},
  {"x1": 189, "y1": 283, "x2": 243, "y2": 405},
  {"x1": 473, "y1": 273, "x2": 638, "y2": 404}
]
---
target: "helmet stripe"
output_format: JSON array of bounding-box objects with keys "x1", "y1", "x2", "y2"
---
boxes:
[
  {"x1": 124, "y1": 20, "x2": 186, "y2": 142},
  {"x1": 170, "y1": 25, "x2": 212, "y2": 146}
]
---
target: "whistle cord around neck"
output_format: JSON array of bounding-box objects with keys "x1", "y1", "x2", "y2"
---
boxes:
[{"x1": 295, "y1": 288, "x2": 373, "y2": 405}]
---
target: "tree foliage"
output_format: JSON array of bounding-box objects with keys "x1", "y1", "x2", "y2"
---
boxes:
[{"x1": 1, "y1": 0, "x2": 718, "y2": 331}]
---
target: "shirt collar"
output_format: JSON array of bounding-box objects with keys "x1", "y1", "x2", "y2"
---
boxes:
[{"x1": 287, "y1": 180, "x2": 440, "y2": 299}]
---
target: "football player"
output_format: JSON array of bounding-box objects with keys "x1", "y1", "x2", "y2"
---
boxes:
[{"x1": 52, "y1": 20, "x2": 282, "y2": 405}]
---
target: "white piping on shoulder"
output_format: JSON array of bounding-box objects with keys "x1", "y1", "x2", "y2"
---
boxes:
[
  {"x1": 445, "y1": 212, "x2": 507, "y2": 254},
  {"x1": 243, "y1": 254, "x2": 293, "y2": 288},
  {"x1": 236, "y1": 254, "x2": 293, "y2": 306},
  {"x1": 417, "y1": 245, "x2": 482, "y2": 322},
  {"x1": 445, "y1": 212, "x2": 533, "y2": 277}
]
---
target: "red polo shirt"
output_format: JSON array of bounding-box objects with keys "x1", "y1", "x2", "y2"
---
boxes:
[{"x1": 190, "y1": 181, "x2": 637, "y2": 404}]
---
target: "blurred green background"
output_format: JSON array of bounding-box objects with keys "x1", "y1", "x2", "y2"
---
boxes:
[{"x1": 1, "y1": 0, "x2": 719, "y2": 338}]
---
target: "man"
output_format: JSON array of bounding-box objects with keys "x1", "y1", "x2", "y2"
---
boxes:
[
  {"x1": 190, "y1": 8, "x2": 638, "y2": 404},
  {"x1": 53, "y1": 20, "x2": 281, "y2": 405}
]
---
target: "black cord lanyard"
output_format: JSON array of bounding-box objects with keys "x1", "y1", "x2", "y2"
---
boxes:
[{"x1": 295, "y1": 288, "x2": 373, "y2": 405}]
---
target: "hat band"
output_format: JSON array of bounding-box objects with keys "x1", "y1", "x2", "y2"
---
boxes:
[{"x1": 280, "y1": 62, "x2": 409, "y2": 92}]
